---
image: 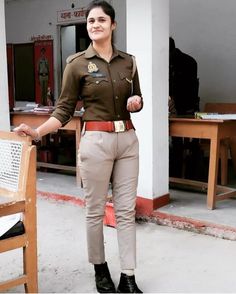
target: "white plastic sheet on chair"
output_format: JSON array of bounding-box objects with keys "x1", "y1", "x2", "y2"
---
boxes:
[
  {"x1": 0, "y1": 213, "x2": 21, "y2": 237},
  {"x1": 0, "y1": 139, "x2": 23, "y2": 192}
]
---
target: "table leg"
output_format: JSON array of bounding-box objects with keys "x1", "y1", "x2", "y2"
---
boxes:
[
  {"x1": 207, "y1": 138, "x2": 220, "y2": 209},
  {"x1": 220, "y1": 142, "x2": 228, "y2": 186}
]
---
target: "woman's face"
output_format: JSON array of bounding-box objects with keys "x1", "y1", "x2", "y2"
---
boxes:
[{"x1": 86, "y1": 7, "x2": 116, "y2": 44}]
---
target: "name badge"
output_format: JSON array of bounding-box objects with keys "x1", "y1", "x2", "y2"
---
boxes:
[{"x1": 90, "y1": 72, "x2": 106, "y2": 78}]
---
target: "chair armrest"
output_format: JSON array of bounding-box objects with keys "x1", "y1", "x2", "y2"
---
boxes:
[{"x1": 0, "y1": 201, "x2": 25, "y2": 217}]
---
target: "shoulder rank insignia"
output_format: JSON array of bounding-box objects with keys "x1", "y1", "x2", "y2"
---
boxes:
[
  {"x1": 88, "y1": 62, "x2": 99, "y2": 73},
  {"x1": 66, "y1": 51, "x2": 85, "y2": 64}
]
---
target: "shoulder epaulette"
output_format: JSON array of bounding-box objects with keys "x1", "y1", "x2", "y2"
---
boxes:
[
  {"x1": 118, "y1": 50, "x2": 136, "y2": 78},
  {"x1": 131, "y1": 55, "x2": 136, "y2": 78},
  {"x1": 66, "y1": 51, "x2": 85, "y2": 64},
  {"x1": 118, "y1": 49, "x2": 131, "y2": 57}
]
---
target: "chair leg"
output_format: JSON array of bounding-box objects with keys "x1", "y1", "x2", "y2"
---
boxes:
[
  {"x1": 220, "y1": 143, "x2": 228, "y2": 186},
  {"x1": 23, "y1": 237, "x2": 38, "y2": 293}
]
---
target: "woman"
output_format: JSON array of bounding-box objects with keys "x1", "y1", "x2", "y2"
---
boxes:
[{"x1": 14, "y1": 1, "x2": 143, "y2": 292}]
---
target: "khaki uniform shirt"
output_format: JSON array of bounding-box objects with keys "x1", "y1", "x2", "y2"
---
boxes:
[
  {"x1": 38, "y1": 57, "x2": 49, "y2": 75},
  {"x1": 51, "y1": 44, "x2": 142, "y2": 126}
]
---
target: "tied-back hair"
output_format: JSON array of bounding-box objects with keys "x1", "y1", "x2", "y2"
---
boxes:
[{"x1": 86, "y1": 0, "x2": 116, "y2": 23}]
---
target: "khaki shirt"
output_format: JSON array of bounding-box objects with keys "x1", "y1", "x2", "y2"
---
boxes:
[
  {"x1": 51, "y1": 44, "x2": 143, "y2": 126},
  {"x1": 38, "y1": 57, "x2": 49, "y2": 75}
]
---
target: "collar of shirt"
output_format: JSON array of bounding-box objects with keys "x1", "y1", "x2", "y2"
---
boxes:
[{"x1": 85, "y1": 43, "x2": 127, "y2": 61}]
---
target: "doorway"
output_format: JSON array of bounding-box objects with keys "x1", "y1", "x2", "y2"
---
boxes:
[
  {"x1": 60, "y1": 23, "x2": 90, "y2": 73},
  {"x1": 13, "y1": 43, "x2": 35, "y2": 102}
]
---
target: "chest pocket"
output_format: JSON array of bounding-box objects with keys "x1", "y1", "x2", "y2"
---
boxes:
[
  {"x1": 118, "y1": 72, "x2": 133, "y2": 95},
  {"x1": 119, "y1": 72, "x2": 133, "y2": 83}
]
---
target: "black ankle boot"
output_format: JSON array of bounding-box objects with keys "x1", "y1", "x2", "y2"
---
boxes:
[
  {"x1": 117, "y1": 273, "x2": 142, "y2": 293},
  {"x1": 94, "y1": 262, "x2": 116, "y2": 293}
]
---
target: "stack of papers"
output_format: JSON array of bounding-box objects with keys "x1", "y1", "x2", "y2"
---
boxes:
[
  {"x1": 199, "y1": 113, "x2": 236, "y2": 120},
  {"x1": 74, "y1": 107, "x2": 85, "y2": 117},
  {"x1": 13, "y1": 103, "x2": 39, "y2": 112},
  {"x1": 33, "y1": 106, "x2": 55, "y2": 113}
]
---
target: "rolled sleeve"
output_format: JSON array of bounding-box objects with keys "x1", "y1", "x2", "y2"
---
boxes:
[
  {"x1": 131, "y1": 67, "x2": 143, "y2": 113},
  {"x1": 51, "y1": 62, "x2": 79, "y2": 126}
]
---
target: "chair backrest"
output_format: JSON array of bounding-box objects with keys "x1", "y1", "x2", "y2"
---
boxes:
[
  {"x1": 0, "y1": 131, "x2": 38, "y2": 293},
  {"x1": 204, "y1": 102, "x2": 236, "y2": 114},
  {"x1": 0, "y1": 131, "x2": 33, "y2": 202}
]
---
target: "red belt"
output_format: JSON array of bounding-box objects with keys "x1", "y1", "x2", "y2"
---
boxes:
[{"x1": 85, "y1": 120, "x2": 134, "y2": 132}]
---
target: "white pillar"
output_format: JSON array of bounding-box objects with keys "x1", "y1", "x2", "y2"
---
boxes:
[
  {"x1": 127, "y1": 0, "x2": 169, "y2": 212},
  {"x1": 0, "y1": 0, "x2": 10, "y2": 131}
]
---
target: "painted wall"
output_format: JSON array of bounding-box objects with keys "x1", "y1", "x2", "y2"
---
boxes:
[
  {"x1": 152, "y1": 0, "x2": 169, "y2": 197},
  {"x1": 170, "y1": 0, "x2": 236, "y2": 110},
  {"x1": 127, "y1": 0, "x2": 169, "y2": 199},
  {"x1": 0, "y1": 0, "x2": 10, "y2": 131},
  {"x1": 5, "y1": 0, "x2": 126, "y2": 102}
]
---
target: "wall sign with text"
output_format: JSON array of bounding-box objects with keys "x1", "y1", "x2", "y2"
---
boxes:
[{"x1": 57, "y1": 8, "x2": 86, "y2": 23}]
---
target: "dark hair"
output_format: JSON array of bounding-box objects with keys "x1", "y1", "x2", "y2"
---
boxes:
[
  {"x1": 169, "y1": 37, "x2": 175, "y2": 52},
  {"x1": 86, "y1": 0, "x2": 115, "y2": 23}
]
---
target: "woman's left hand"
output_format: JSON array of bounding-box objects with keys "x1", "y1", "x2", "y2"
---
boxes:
[{"x1": 127, "y1": 95, "x2": 142, "y2": 112}]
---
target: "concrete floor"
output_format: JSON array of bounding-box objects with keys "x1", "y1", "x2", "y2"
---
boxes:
[
  {"x1": 37, "y1": 171, "x2": 236, "y2": 229},
  {"x1": 2, "y1": 195, "x2": 236, "y2": 293},
  {"x1": 2, "y1": 171, "x2": 236, "y2": 293},
  {"x1": 159, "y1": 188, "x2": 236, "y2": 227}
]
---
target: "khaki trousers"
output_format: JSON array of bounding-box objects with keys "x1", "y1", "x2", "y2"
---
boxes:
[
  {"x1": 78, "y1": 129, "x2": 139, "y2": 270},
  {"x1": 39, "y1": 75, "x2": 48, "y2": 105}
]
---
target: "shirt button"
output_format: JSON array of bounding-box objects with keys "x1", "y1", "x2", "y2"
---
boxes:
[
  {"x1": 113, "y1": 79, "x2": 116, "y2": 83},
  {"x1": 115, "y1": 96, "x2": 119, "y2": 100},
  {"x1": 117, "y1": 114, "x2": 120, "y2": 118}
]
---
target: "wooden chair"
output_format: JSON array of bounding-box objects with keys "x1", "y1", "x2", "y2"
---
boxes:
[
  {"x1": 202, "y1": 103, "x2": 236, "y2": 185},
  {"x1": 0, "y1": 131, "x2": 38, "y2": 293}
]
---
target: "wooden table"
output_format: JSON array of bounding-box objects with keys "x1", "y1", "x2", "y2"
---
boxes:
[
  {"x1": 11, "y1": 111, "x2": 81, "y2": 184},
  {"x1": 169, "y1": 117, "x2": 236, "y2": 209}
]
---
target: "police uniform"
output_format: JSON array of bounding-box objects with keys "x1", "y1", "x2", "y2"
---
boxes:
[
  {"x1": 52, "y1": 44, "x2": 143, "y2": 270},
  {"x1": 38, "y1": 56, "x2": 49, "y2": 105}
]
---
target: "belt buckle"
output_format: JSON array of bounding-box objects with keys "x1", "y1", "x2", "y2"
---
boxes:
[{"x1": 114, "y1": 120, "x2": 125, "y2": 132}]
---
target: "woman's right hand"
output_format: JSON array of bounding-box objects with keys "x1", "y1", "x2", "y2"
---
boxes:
[{"x1": 13, "y1": 123, "x2": 39, "y2": 141}]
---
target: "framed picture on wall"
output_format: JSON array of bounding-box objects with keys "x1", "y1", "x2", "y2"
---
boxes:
[{"x1": 34, "y1": 40, "x2": 54, "y2": 105}]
